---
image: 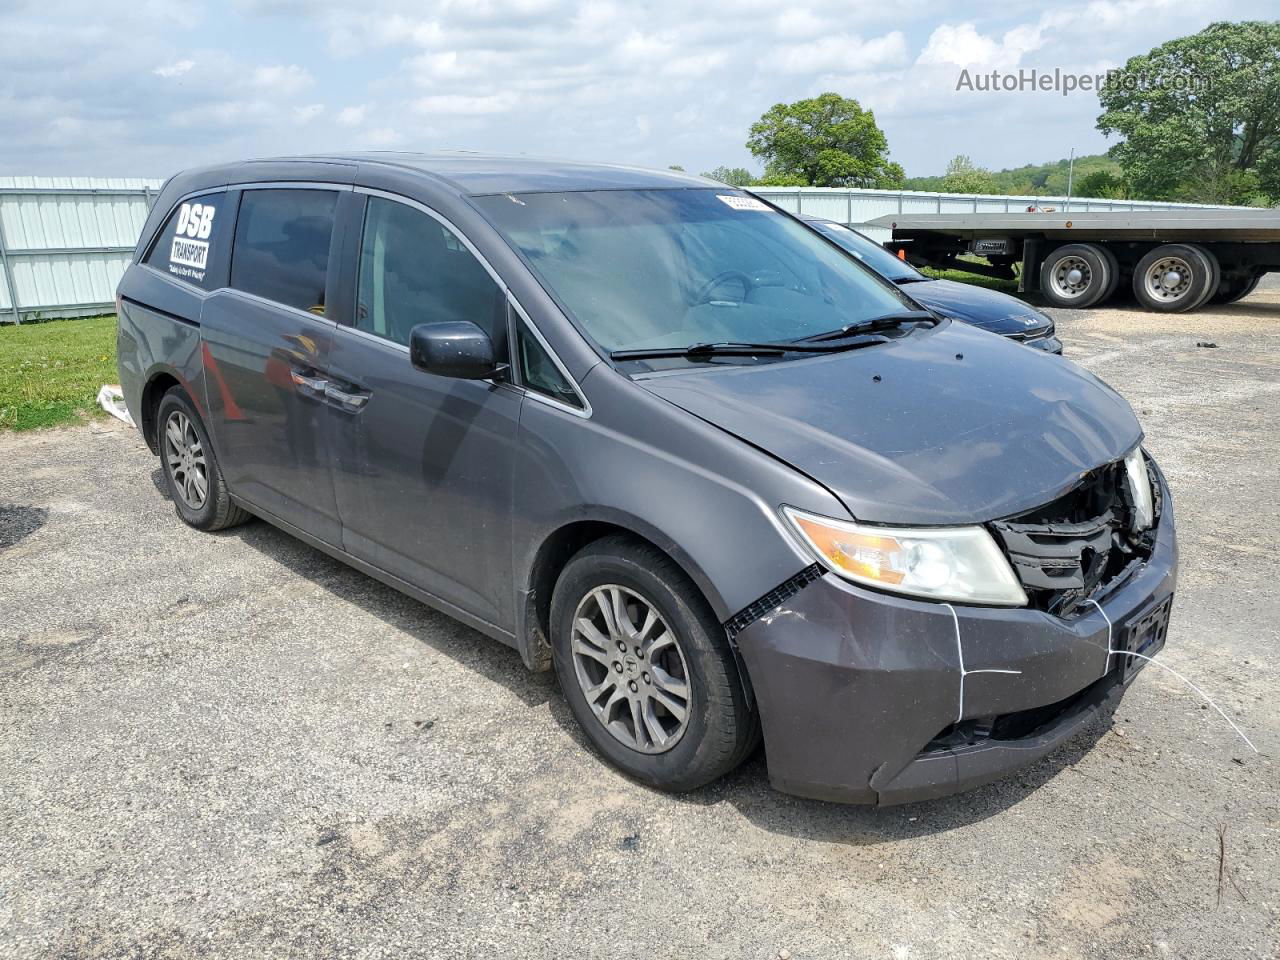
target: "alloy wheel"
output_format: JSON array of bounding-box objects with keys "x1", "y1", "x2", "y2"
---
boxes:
[
  {"x1": 570, "y1": 585, "x2": 692, "y2": 754},
  {"x1": 163, "y1": 410, "x2": 208, "y2": 510}
]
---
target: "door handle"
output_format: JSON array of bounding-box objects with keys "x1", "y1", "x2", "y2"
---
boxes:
[
  {"x1": 290, "y1": 370, "x2": 328, "y2": 392},
  {"x1": 324, "y1": 383, "x2": 369, "y2": 409}
]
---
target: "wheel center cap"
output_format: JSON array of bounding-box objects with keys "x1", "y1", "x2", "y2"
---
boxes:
[
  {"x1": 1066, "y1": 268, "x2": 1084, "y2": 285},
  {"x1": 624, "y1": 657, "x2": 640, "y2": 678},
  {"x1": 1164, "y1": 270, "x2": 1182, "y2": 287}
]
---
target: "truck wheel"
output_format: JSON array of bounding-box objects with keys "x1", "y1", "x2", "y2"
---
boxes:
[
  {"x1": 1039, "y1": 244, "x2": 1112, "y2": 308},
  {"x1": 1096, "y1": 245, "x2": 1122, "y2": 303},
  {"x1": 1133, "y1": 245, "x2": 1215, "y2": 312},
  {"x1": 550, "y1": 536, "x2": 757, "y2": 793},
  {"x1": 1211, "y1": 270, "x2": 1261, "y2": 305},
  {"x1": 1185, "y1": 244, "x2": 1221, "y2": 310},
  {"x1": 156, "y1": 387, "x2": 251, "y2": 532}
]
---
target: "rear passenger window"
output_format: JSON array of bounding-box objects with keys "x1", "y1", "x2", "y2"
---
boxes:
[
  {"x1": 145, "y1": 192, "x2": 226, "y2": 290},
  {"x1": 230, "y1": 189, "x2": 337, "y2": 315},
  {"x1": 356, "y1": 196, "x2": 507, "y2": 358},
  {"x1": 517, "y1": 319, "x2": 581, "y2": 409}
]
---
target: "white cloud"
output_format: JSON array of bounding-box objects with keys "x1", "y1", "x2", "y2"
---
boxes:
[
  {"x1": 294, "y1": 103, "x2": 325, "y2": 123},
  {"x1": 769, "y1": 31, "x2": 909, "y2": 74},
  {"x1": 251, "y1": 64, "x2": 313, "y2": 95},
  {"x1": 336, "y1": 105, "x2": 369, "y2": 126},
  {"x1": 413, "y1": 92, "x2": 523, "y2": 115},
  {"x1": 154, "y1": 59, "x2": 195, "y2": 79}
]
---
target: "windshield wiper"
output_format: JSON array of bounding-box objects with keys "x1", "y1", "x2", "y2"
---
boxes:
[
  {"x1": 799, "y1": 310, "x2": 938, "y2": 343},
  {"x1": 610, "y1": 333, "x2": 902, "y2": 362},
  {"x1": 610, "y1": 341, "x2": 791, "y2": 361}
]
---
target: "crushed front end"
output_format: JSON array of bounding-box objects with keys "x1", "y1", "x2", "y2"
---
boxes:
[{"x1": 733, "y1": 458, "x2": 1177, "y2": 805}]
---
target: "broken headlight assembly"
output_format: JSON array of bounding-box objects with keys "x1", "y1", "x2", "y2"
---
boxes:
[
  {"x1": 1123, "y1": 446, "x2": 1154, "y2": 531},
  {"x1": 783, "y1": 508, "x2": 1028, "y2": 606}
]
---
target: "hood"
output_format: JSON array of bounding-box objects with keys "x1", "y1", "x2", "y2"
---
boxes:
[
  {"x1": 639, "y1": 321, "x2": 1141, "y2": 525},
  {"x1": 903, "y1": 278, "x2": 1052, "y2": 336}
]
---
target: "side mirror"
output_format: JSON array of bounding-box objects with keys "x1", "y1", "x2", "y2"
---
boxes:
[{"x1": 409, "y1": 321, "x2": 505, "y2": 380}]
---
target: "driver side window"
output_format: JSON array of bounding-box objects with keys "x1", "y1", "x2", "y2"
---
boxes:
[{"x1": 356, "y1": 197, "x2": 508, "y2": 361}]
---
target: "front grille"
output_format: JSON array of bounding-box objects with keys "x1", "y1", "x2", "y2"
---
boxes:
[{"x1": 990, "y1": 458, "x2": 1158, "y2": 618}]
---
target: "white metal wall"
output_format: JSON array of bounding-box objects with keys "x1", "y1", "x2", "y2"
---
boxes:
[
  {"x1": 0, "y1": 177, "x2": 164, "y2": 322},
  {"x1": 0, "y1": 178, "x2": 1250, "y2": 322}
]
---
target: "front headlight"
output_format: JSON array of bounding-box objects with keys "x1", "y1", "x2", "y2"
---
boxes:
[
  {"x1": 1123, "y1": 447, "x2": 1154, "y2": 531},
  {"x1": 783, "y1": 508, "x2": 1028, "y2": 606}
]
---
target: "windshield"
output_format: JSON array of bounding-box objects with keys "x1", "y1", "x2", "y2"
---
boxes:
[
  {"x1": 805, "y1": 220, "x2": 926, "y2": 282},
  {"x1": 471, "y1": 189, "x2": 914, "y2": 354}
]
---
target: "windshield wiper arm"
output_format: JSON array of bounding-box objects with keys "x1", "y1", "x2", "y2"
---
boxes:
[
  {"x1": 799, "y1": 310, "x2": 938, "y2": 343},
  {"x1": 610, "y1": 341, "x2": 791, "y2": 361}
]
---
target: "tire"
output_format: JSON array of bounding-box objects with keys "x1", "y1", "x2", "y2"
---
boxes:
[
  {"x1": 156, "y1": 387, "x2": 251, "y2": 532},
  {"x1": 1184, "y1": 244, "x2": 1221, "y2": 310},
  {"x1": 1132, "y1": 244, "x2": 1215, "y2": 313},
  {"x1": 550, "y1": 535, "x2": 757, "y2": 793},
  {"x1": 1039, "y1": 243, "x2": 1112, "y2": 308},
  {"x1": 1211, "y1": 270, "x2": 1262, "y2": 305},
  {"x1": 1096, "y1": 244, "x2": 1122, "y2": 304}
]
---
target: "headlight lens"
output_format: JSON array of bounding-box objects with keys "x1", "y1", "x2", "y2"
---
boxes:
[
  {"x1": 783, "y1": 508, "x2": 1028, "y2": 606},
  {"x1": 1123, "y1": 447, "x2": 1154, "y2": 531}
]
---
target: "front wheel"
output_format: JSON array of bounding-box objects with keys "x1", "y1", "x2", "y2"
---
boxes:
[{"x1": 550, "y1": 536, "x2": 757, "y2": 792}]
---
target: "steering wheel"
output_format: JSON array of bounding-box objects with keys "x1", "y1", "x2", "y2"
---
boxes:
[{"x1": 694, "y1": 270, "x2": 753, "y2": 305}]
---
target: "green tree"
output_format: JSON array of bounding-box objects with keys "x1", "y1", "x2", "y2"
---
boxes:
[
  {"x1": 701, "y1": 165, "x2": 757, "y2": 186},
  {"x1": 1097, "y1": 21, "x2": 1280, "y2": 204},
  {"x1": 746, "y1": 92, "x2": 905, "y2": 188},
  {"x1": 941, "y1": 155, "x2": 997, "y2": 194},
  {"x1": 667, "y1": 164, "x2": 685, "y2": 172},
  {"x1": 1075, "y1": 170, "x2": 1125, "y2": 198}
]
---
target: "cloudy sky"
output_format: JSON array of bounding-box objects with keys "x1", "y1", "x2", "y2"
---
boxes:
[{"x1": 3, "y1": 0, "x2": 1273, "y2": 179}]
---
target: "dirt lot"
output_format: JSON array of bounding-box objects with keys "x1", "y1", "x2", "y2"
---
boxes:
[{"x1": 2, "y1": 284, "x2": 1278, "y2": 960}]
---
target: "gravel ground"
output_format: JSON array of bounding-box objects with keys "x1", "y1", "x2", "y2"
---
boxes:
[{"x1": 2, "y1": 283, "x2": 1278, "y2": 960}]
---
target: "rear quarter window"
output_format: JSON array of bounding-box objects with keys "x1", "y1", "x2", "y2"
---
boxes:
[{"x1": 144, "y1": 193, "x2": 228, "y2": 290}]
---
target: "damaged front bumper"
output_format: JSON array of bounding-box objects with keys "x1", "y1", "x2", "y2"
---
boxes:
[{"x1": 734, "y1": 474, "x2": 1177, "y2": 806}]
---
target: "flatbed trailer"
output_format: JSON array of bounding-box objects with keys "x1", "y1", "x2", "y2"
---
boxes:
[{"x1": 868, "y1": 210, "x2": 1280, "y2": 312}]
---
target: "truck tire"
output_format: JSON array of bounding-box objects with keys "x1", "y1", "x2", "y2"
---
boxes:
[
  {"x1": 1096, "y1": 245, "x2": 1122, "y2": 304},
  {"x1": 1039, "y1": 244, "x2": 1112, "y2": 308},
  {"x1": 1184, "y1": 244, "x2": 1221, "y2": 310},
  {"x1": 1132, "y1": 244, "x2": 1216, "y2": 313},
  {"x1": 1211, "y1": 270, "x2": 1262, "y2": 305}
]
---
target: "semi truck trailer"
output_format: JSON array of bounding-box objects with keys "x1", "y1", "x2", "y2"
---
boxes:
[{"x1": 869, "y1": 209, "x2": 1280, "y2": 312}]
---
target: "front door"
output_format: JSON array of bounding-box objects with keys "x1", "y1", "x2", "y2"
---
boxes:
[
  {"x1": 327, "y1": 192, "x2": 521, "y2": 628},
  {"x1": 200, "y1": 186, "x2": 344, "y2": 545}
]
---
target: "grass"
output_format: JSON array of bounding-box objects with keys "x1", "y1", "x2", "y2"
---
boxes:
[
  {"x1": 0, "y1": 315, "x2": 118, "y2": 430},
  {"x1": 921, "y1": 267, "x2": 1021, "y2": 294}
]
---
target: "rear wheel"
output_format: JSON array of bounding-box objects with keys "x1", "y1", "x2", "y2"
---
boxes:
[
  {"x1": 1039, "y1": 243, "x2": 1112, "y2": 308},
  {"x1": 156, "y1": 387, "x2": 251, "y2": 531},
  {"x1": 1132, "y1": 244, "x2": 1216, "y2": 312},
  {"x1": 550, "y1": 536, "x2": 756, "y2": 792},
  {"x1": 1211, "y1": 270, "x2": 1262, "y2": 304}
]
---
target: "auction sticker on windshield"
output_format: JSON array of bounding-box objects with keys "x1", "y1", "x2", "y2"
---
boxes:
[{"x1": 717, "y1": 195, "x2": 771, "y2": 211}]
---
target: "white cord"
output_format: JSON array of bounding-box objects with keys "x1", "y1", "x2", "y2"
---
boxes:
[{"x1": 1085, "y1": 598, "x2": 1257, "y2": 754}]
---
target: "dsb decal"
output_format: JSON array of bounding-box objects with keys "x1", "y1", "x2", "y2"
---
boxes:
[{"x1": 175, "y1": 202, "x2": 215, "y2": 240}]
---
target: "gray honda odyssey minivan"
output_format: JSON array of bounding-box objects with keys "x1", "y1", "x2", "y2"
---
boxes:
[{"x1": 116, "y1": 154, "x2": 1176, "y2": 804}]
